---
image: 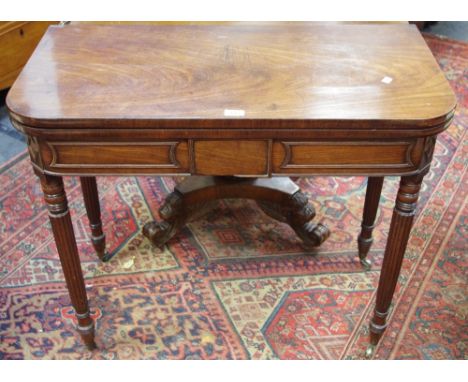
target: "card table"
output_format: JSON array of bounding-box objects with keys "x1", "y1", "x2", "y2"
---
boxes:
[{"x1": 6, "y1": 23, "x2": 456, "y2": 356}]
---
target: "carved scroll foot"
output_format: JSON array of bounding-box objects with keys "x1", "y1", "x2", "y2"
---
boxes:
[
  {"x1": 142, "y1": 176, "x2": 330, "y2": 249},
  {"x1": 293, "y1": 222, "x2": 330, "y2": 248},
  {"x1": 143, "y1": 191, "x2": 185, "y2": 248},
  {"x1": 258, "y1": 189, "x2": 330, "y2": 247}
]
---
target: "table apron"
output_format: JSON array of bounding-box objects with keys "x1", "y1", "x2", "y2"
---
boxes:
[{"x1": 27, "y1": 136, "x2": 435, "y2": 177}]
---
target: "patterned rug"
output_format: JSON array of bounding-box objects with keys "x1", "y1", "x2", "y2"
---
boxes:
[{"x1": 0, "y1": 34, "x2": 466, "y2": 360}]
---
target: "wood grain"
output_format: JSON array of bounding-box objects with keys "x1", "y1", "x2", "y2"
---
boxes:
[
  {"x1": 370, "y1": 172, "x2": 426, "y2": 347},
  {"x1": 0, "y1": 21, "x2": 55, "y2": 90},
  {"x1": 39, "y1": 174, "x2": 96, "y2": 350},
  {"x1": 273, "y1": 141, "x2": 416, "y2": 172},
  {"x1": 193, "y1": 140, "x2": 269, "y2": 176},
  {"x1": 45, "y1": 141, "x2": 189, "y2": 170},
  {"x1": 7, "y1": 23, "x2": 456, "y2": 130},
  {"x1": 8, "y1": 23, "x2": 455, "y2": 354}
]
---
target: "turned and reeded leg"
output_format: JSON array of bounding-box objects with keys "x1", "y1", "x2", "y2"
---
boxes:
[
  {"x1": 80, "y1": 177, "x2": 111, "y2": 262},
  {"x1": 40, "y1": 174, "x2": 96, "y2": 350},
  {"x1": 143, "y1": 176, "x2": 330, "y2": 248},
  {"x1": 366, "y1": 173, "x2": 425, "y2": 358},
  {"x1": 358, "y1": 177, "x2": 384, "y2": 269}
]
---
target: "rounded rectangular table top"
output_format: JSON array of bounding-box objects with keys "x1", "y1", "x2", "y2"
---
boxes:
[{"x1": 6, "y1": 23, "x2": 456, "y2": 130}]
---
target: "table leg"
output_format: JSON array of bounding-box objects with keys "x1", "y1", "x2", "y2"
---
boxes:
[
  {"x1": 366, "y1": 173, "x2": 425, "y2": 357},
  {"x1": 358, "y1": 177, "x2": 384, "y2": 269},
  {"x1": 80, "y1": 176, "x2": 110, "y2": 262},
  {"x1": 39, "y1": 174, "x2": 97, "y2": 350}
]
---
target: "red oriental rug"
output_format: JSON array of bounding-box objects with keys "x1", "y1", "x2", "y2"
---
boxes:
[{"x1": 0, "y1": 34, "x2": 466, "y2": 360}]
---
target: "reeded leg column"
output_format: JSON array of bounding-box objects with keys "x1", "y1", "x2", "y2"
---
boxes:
[
  {"x1": 358, "y1": 177, "x2": 384, "y2": 269},
  {"x1": 80, "y1": 177, "x2": 110, "y2": 262},
  {"x1": 40, "y1": 174, "x2": 97, "y2": 350},
  {"x1": 366, "y1": 173, "x2": 425, "y2": 357}
]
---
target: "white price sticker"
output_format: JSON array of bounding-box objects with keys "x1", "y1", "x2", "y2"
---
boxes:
[
  {"x1": 381, "y1": 76, "x2": 393, "y2": 84},
  {"x1": 224, "y1": 109, "x2": 245, "y2": 117}
]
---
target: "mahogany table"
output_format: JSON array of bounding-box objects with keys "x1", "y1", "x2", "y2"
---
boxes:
[{"x1": 6, "y1": 23, "x2": 456, "y2": 357}]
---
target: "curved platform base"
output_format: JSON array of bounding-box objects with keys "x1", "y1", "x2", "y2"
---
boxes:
[{"x1": 143, "y1": 176, "x2": 330, "y2": 249}]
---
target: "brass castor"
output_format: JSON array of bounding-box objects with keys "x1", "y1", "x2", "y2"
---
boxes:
[
  {"x1": 365, "y1": 344, "x2": 376, "y2": 359},
  {"x1": 360, "y1": 257, "x2": 372, "y2": 270}
]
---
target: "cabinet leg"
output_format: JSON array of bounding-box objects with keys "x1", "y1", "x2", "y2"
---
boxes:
[
  {"x1": 40, "y1": 174, "x2": 97, "y2": 350},
  {"x1": 80, "y1": 177, "x2": 111, "y2": 262},
  {"x1": 358, "y1": 177, "x2": 384, "y2": 269},
  {"x1": 368, "y1": 173, "x2": 425, "y2": 356}
]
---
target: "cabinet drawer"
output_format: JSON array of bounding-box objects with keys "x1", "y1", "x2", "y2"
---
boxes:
[
  {"x1": 272, "y1": 140, "x2": 421, "y2": 174},
  {"x1": 193, "y1": 140, "x2": 269, "y2": 176},
  {"x1": 41, "y1": 141, "x2": 190, "y2": 173}
]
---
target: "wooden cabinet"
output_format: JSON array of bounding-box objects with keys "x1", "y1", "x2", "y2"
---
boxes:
[{"x1": 0, "y1": 21, "x2": 55, "y2": 90}]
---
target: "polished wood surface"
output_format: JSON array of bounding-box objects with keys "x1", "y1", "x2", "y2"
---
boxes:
[
  {"x1": 0, "y1": 21, "x2": 55, "y2": 90},
  {"x1": 38, "y1": 173, "x2": 96, "y2": 350},
  {"x1": 7, "y1": 23, "x2": 455, "y2": 356},
  {"x1": 194, "y1": 140, "x2": 269, "y2": 176},
  {"x1": 368, "y1": 171, "x2": 427, "y2": 356},
  {"x1": 7, "y1": 23, "x2": 455, "y2": 130}
]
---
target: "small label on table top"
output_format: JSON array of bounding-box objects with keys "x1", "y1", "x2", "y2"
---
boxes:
[
  {"x1": 381, "y1": 76, "x2": 393, "y2": 84},
  {"x1": 224, "y1": 109, "x2": 245, "y2": 117}
]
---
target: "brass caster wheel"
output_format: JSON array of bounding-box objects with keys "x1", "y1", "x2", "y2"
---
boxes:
[
  {"x1": 360, "y1": 257, "x2": 372, "y2": 270},
  {"x1": 365, "y1": 344, "x2": 376, "y2": 359}
]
